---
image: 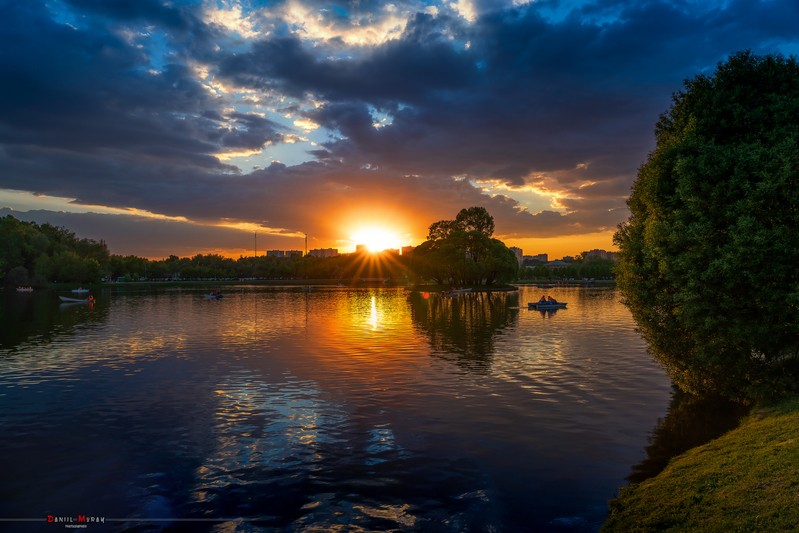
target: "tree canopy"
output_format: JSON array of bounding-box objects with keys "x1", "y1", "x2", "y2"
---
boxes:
[
  {"x1": 0, "y1": 215, "x2": 108, "y2": 285},
  {"x1": 410, "y1": 207, "x2": 518, "y2": 286},
  {"x1": 614, "y1": 51, "x2": 799, "y2": 401}
]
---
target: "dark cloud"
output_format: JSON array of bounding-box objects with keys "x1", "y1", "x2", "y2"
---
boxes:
[
  {"x1": 218, "y1": 16, "x2": 476, "y2": 105},
  {"x1": 218, "y1": 113, "x2": 288, "y2": 150},
  {"x1": 0, "y1": 2, "x2": 286, "y2": 213},
  {"x1": 59, "y1": 0, "x2": 218, "y2": 55},
  {"x1": 62, "y1": 0, "x2": 196, "y2": 29}
]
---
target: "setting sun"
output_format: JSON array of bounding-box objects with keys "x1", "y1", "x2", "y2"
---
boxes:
[{"x1": 350, "y1": 226, "x2": 404, "y2": 253}]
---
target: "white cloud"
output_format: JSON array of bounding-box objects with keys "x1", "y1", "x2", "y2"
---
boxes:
[
  {"x1": 293, "y1": 118, "x2": 320, "y2": 132},
  {"x1": 203, "y1": 1, "x2": 261, "y2": 39},
  {"x1": 282, "y1": 0, "x2": 409, "y2": 46},
  {"x1": 449, "y1": 0, "x2": 476, "y2": 23},
  {"x1": 215, "y1": 148, "x2": 265, "y2": 161}
]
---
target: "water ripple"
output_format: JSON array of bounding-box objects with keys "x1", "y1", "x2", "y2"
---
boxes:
[{"x1": 0, "y1": 286, "x2": 672, "y2": 531}]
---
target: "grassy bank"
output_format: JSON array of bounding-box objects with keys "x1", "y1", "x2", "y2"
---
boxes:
[{"x1": 602, "y1": 397, "x2": 799, "y2": 532}]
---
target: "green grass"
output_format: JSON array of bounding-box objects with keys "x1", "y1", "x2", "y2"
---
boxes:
[{"x1": 603, "y1": 397, "x2": 799, "y2": 532}]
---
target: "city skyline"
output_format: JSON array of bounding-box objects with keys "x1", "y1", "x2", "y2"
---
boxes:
[{"x1": 1, "y1": 1, "x2": 797, "y2": 259}]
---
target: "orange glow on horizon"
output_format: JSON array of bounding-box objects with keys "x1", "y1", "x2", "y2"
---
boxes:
[
  {"x1": 507, "y1": 230, "x2": 617, "y2": 259},
  {"x1": 137, "y1": 231, "x2": 616, "y2": 261}
]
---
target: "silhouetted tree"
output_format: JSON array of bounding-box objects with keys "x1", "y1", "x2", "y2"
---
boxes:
[{"x1": 411, "y1": 207, "x2": 517, "y2": 286}]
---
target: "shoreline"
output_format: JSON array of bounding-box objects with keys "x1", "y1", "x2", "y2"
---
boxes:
[{"x1": 602, "y1": 397, "x2": 799, "y2": 531}]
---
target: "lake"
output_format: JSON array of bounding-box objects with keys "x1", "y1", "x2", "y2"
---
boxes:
[{"x1": 0, "y1": 285, "x2": 713, "y2": 531}]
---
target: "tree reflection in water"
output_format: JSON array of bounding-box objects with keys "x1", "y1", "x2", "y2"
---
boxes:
[
  {"x1": 627, "y1": 390, "x2": 749, "y2": 484},
  {"x1": 1, "y1": 289, "x2": 109, "y2": 350},
  {"x1": 407, "y1": 291, "x2": 518, "y2": 373}
]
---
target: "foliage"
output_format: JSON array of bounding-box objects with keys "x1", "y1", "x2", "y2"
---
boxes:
[
  {"x1": 518, "y1": 256, "x2": 616, "y2": 280},
  {"x1": 0, "y1": 215, "x2": 108, "y2": 285},
  {"x1": 409, "y1": 207, "x2": 518, "y2": 286},
  {"x1": 614, "y1": 51, "x2": 799, "y2": 401},
  {"x1": 602, "y1": 397, "x2": 799, "y2": 532}
]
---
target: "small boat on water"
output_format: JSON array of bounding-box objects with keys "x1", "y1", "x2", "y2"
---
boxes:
[
  {"x1": 203, "y1": 292, "x2": 223, "y2": 299},
  {"x1": 16, "y1": 286, "x2": 34, "y2": 292},
  {"x1": 71, "y1": 288, "x2": 90, "y2": 294},
  {"x1": 528, "y1": 301, "x2": 567, "y2": 310},
  {"x1": 60, "y1": 295, "x2": 94, "y2": 303},
  {"x1": 442, "y1": 288, "x2": 473, "y2": 297}
]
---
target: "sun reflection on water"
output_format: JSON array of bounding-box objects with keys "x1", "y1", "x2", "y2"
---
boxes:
[{"x1": 369, "y1": 295, "x2": 379, "y2": 330}]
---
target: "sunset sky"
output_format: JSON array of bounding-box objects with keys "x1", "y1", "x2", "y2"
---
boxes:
[{"x1": 1, "y1": 0, "x2": 797, "y2": 259}]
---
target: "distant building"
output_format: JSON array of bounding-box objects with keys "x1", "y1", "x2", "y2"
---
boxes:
[
  {"x1": 266, "y1": 249, "x2": 303, "y2": 258},
  {"x1": 355, "y1": 244, "x2": 368, "y2": 254},
  {"x1": 583, "y1": 249, "x2": 618, "y2": 261},
  {"x1": 547, "y1": 260, "x2": 570, "y2": 269},
  {"x1": 508, "y1": 246, "x2": 524, "y2": 265},
  {"x1": 308, "y1": 248, "x2": 339, "y2": 258},
  {"x1": 522, "y1": 254, "x2": 548, "y2": 267}
]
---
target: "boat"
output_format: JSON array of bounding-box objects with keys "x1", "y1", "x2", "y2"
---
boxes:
[
  {"x1": 16, "y1": 286, "x2": 34, "y2": 292},
  {"x1": 442, "y1": 288, "x2": 473, "y2": 297},
  {"x1": 203, "y1": 292, "x2": 223, "y2": 299},
  {"x1": 71, "y1": 288, "x2": 90, "y2": 294},
  {"x1": 59, "y1": 295, "x2": 94, "y2": 303},
  {"x1": 528, "y1": 301, "x2": 567, "y2": 310}
]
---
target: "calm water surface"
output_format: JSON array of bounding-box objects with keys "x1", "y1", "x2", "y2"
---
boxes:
[{"x1": 1, "y1": 286, "x2": 675, "y2": 531}]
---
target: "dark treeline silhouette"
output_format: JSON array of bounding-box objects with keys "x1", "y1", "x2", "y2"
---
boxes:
[
  {"x1": 518, "y1": 255, "x2": 615, "y2": 281},
  {"x1": 2, "y1": 211, "x2": 613, "y2": 287},
  {"x1": 0, "y1": 214, "x2": 411, "y2": 285}
]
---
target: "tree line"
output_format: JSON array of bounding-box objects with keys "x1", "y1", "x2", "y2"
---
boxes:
[
  {"x1": 519, "y1": 256, "x2": 616, "y2": 281},
  {"x1": 1, "y1": 208, "x2": 518, "y2": 286},
  {"x1": 0, "y1": 214, "x2": 414, "y2": 285},
  {"x1": 2, "y1": 207, "x2": 609, "y2": 288}
]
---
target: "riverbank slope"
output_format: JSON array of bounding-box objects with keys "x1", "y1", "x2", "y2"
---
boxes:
[{"x1": 602, "y1": 397, "x2": 799, "y2": 531}]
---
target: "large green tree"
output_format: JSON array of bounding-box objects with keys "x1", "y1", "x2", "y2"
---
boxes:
[
  {"x1": 411, "y1": 207, "x2": 517, "y2": 286},
  {"x1": 614, "y1": 51, "x2": 799, "y2": 401}
]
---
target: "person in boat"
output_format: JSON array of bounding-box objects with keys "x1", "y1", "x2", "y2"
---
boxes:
[
  {"x1": 547, "y1": 295, "x2": 558, "y2": 303},
  {"x1": 539, "y1": 295, "x2": 548, "y2": 304}
]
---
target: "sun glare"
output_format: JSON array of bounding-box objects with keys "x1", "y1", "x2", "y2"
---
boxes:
[{"x1": 351, "y1": 226, "x2": 403, "y2": 253}]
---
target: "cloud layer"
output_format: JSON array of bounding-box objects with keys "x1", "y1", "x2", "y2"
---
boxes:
[{"x1": 1, "y1": 0, "x2": 797, "y2": 256}]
